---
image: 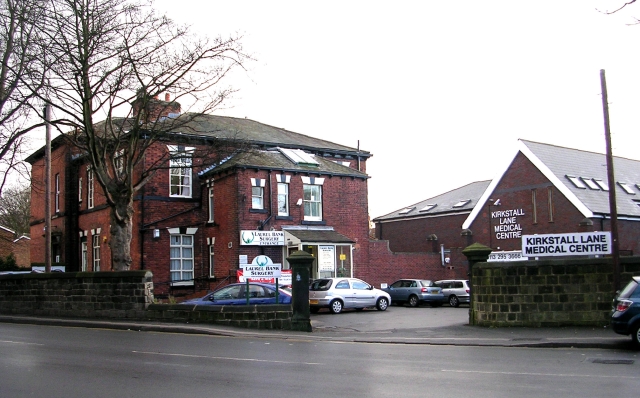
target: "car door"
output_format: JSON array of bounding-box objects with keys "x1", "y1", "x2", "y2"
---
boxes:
[
  {"x1": 351, "y1": 279, "x2": 376, "y2": 307},
  {"x1": 387, "y1": 280, "x2": 408, "y2": 302},
  {"x1": 209, "y1": 285, "x2": 244, "y2": 305},
  {"x1": 246, "y1": 284, "x2": 272, "y2": 304},
  {"x1": 334, "y1": 279, "x2": 355, "y2": 307}
]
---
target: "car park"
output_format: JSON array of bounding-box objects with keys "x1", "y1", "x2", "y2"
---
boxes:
[
  {"x1": 381, "y1": 279, "x2": 445, "y2": 307},
  {"x1": 180, "y1": 282, "x2": 292, "y2": 305},
  {"x1": 610, "y1": 276, "x2": 640, "y2": 348},
  {"x1": 434, "y1": 279, "x2": 470, "y2": 307},
  {"x1": 309, "y1": 277, "x2": 391, "y2": 314}
]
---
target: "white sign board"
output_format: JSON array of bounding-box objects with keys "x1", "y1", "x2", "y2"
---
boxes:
[
  {"x1": 318, "y1": 245, "x2": 335, "y2": 272},
  {"x1": 240, "y1": 230, "x2": 284, "y2": 246},
  {"x1": 521, "y1": 232, "x2": 612, "y2": 257},
  {"x1": 238, "y1": 269, "x2": 292, "y2": 285},
  {"x1": 487, "y1": 251, "x2": 528, "y2": 262},
  {"x1": 241, "y1": 255, "x2": 282, "y2": 278}
]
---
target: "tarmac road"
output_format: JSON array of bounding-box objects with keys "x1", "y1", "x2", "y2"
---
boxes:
[
  {"x1": 0, "y1": 301, "x2": 635, "y2": 350},
  {"x1": 310, "y1": 301, "x2": 469, "y2": 333}
]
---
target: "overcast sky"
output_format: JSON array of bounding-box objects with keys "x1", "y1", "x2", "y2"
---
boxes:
[{"x1": 33, "y1": 1, "x2": 640, "y2": 219}]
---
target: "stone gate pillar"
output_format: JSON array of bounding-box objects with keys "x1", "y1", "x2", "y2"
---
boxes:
[
  {"x1": 462, "y1": 243, "x2": 492, "y2": 326},
  {"x1": 286, "y1": 250, "x2": 313, "y2": 332}
]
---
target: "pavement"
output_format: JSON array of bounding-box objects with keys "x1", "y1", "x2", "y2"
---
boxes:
[{"x1": 0, "y1": 312, "x2": 635, "y2": 350}]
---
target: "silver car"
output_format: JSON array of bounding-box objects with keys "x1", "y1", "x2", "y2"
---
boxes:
[
  {"x1": 435, "y1": 279, "x2": 470, "y2": 307},
  {"x1": 309, "y1": 278, "x2": 391, "y2": 314},
  {"x1": 382, "y1": 279, "x2": 445, "y2": 307}
]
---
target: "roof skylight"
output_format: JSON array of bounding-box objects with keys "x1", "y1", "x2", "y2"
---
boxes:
[
  {"x1": 452, "y1": 199, "x2": 471, "y2": 208},
  {"x1": 581, "y1": 177, "x2": 600, "y2": 190},
  {"x1": 278, "y1": 147, "x2": 319, "y2": 166},
  {"x1": 419, "y1": 204, "x2": 437, "y2": 212},
  {"x1": 566, "y1": 175, "x2": 586, "y2": 189},
  {"x1": 398, "y1": 207, "x2": 415, "y2": 215},
  {"x1": 593, "y1": 179, "x2": 609, "y2": 191},
  {"x1": 618, "y1": 182, "x2": 636, "y2": 195}
]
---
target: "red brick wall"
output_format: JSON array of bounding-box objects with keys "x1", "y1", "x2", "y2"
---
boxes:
[
  {"x1": 376, "y1": 151, "x2": 640, "y2": 261},
  {"x1": 361, "y1": 239, "x2": 467, "y2": 288},
  {"x1": 29, "y1": 144, "x2": 73, "y2": 265}
]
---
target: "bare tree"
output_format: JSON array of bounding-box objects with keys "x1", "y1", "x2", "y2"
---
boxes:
[
  {"x1": 0, "y1": 183, "x2": 30, "y2": 237},
  {"x1": 37, "y1": 0, "x2": 249, "y2": 270},
  {"x1": 0, "y1": 0, "x2": 47, "y2": 195}
]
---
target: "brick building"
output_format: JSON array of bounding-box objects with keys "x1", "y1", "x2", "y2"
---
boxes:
[
  {"x1": 26, "y1": 97, "x2": 374, "y2": 298},
  {"x1": 375, "y1": 140, "x2": 640, "y2": 262},
  {"x1": 0, "y1": 225, "x2": 30, "y2": 268}
]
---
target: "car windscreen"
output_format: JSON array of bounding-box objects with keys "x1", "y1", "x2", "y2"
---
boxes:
[{"x1": 310, "y1": 279, "x2": 332, "y2": 291}]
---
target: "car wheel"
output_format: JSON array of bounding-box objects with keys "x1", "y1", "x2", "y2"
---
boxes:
[
  {"x1": 310, "y1": 307, "x2": 320, "y2": 313},
  {"x1": 329, "y1": 299, "x2": 343, "y2": 314},
  {"x1": 408, "y1": 295, "x2": 419, "y2": 307},
  {"x1": 376, "y1": 297, "x2": 389, "y2": 311},
  {"x1": 449, "y1": 295, "x2": 460, "y2": 307},
  {"x1": 632, "y1": 323, "x2": 640, "y2": 349}
]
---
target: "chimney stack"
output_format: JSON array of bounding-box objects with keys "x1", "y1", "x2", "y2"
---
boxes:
[{"x1": 165, "y1": 93, "x2": 170, "y2": 102}]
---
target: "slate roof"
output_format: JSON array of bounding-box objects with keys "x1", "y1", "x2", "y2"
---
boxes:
[
  {"x1": 199, "y1": 148, "x2": 369, "y2": 179},
  {"x1": 373, "y1": 180, "x2": 492, "y2": 222},
  {"x1": 26, "y1": 114, "x2": 370, "y2": 163},
  {"x1": 172, "y1": 114, "x2": 369, "y2": 158},
  {"x1": 462, "y1": 140, "x2": 640, "y2": 229}
]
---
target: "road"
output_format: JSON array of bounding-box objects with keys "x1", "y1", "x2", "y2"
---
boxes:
[{"x1": 1, "y1": 322, "x2": 638, "y2": 398}]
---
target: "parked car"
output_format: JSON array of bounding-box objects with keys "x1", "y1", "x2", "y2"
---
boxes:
[
  {"x1": 181, "y1": 282, "x2": 292, "y2": 305},
  {"x1": 309, "y1": 278, "x2": 391, "y2": 314},
  {"x1": 381, "y1": 279, "x2": 445, "y2": 307},
  {"x1": 434, "y1": 279, "x2": 470, "y2": 307},
  {"x1": 610, "y1": 276, "x2": 640, "y2": 348}
]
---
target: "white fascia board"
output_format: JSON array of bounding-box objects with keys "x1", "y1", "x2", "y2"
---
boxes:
[
  {"x1": 463, "y1": 140, "x2": 594, "y2": 230},
  {"x1": 517, "y1": 140, "x2": 593, "y2": 218},
  {"x1": 461, "y1": 163, "x2": 510, "y2": 230}
]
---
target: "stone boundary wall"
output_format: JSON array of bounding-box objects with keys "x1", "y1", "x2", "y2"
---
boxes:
[
  {"x1": 472, "y1": 256, "x2": 640, "y2": 327},
  {"x1": 145, "y1": 304, "x2": 293, "y2": 330},
  {"x1": 0, "y1": 271, "x2": 154, "y2": 319},
  {"x1": 0, "y1": 271, "x2": 295, "y2": 330}
]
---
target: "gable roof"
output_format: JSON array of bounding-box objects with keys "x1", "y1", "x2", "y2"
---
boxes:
[
  {"x1": 462, "y1": 139, "x2": 640, "y2": 229},
  {"x1": 26, "y1": 114, "x2": 370, "y2": 164},
  {"x1": 373, "y1": 180, "x2": 491, "y2": 222},
  {"x1": 167, "y1": 114, "x2": 370, "y2": 158}
]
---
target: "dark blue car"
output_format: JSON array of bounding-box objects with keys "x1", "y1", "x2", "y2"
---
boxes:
[
  {"x1": 181, "y1": 282, "x2": 292, "y2": 305},
  {"x1": 610, "y1": 276, "x2": 640, "y2": 349}
]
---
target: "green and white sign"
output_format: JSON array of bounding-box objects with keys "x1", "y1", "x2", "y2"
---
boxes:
[{"x1": 240, "y1": 230, "x2": 284, "y2": 246}]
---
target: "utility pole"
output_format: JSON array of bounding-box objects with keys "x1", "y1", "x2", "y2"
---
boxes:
[
  {"x1": 600, "y1": 69, "x2": 620, "y2": 291},
  {"x1": 44, "y1": 103, "x2": 52, "y2": 273}
]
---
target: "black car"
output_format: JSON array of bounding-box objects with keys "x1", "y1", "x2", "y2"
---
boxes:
[{"x1": 610, "y1": 276, "x2": 640, "y2": 348}]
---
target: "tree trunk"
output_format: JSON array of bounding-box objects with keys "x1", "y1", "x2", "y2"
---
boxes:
[{"x1": 109, "y1": 200, "x2": 133, "y2": 271}]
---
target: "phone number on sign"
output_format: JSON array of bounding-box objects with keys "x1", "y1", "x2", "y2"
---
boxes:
[{"x1": 487, "y1": 251, "x2": 528, "y2": 262}]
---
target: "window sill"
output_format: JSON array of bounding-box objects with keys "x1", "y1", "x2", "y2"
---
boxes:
[
  {"x1": 249, "y1": 209, "x2": 268, "y2": 214},
  {"x1": 302, "y1": 220, "x2": 326, "y2": 226},
  {"x1": 170, "y1": 281, "x2": 194, "y2": 287},
  {"x1": 276, "y1": 215, "x2": 293, "y2": 220}
]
